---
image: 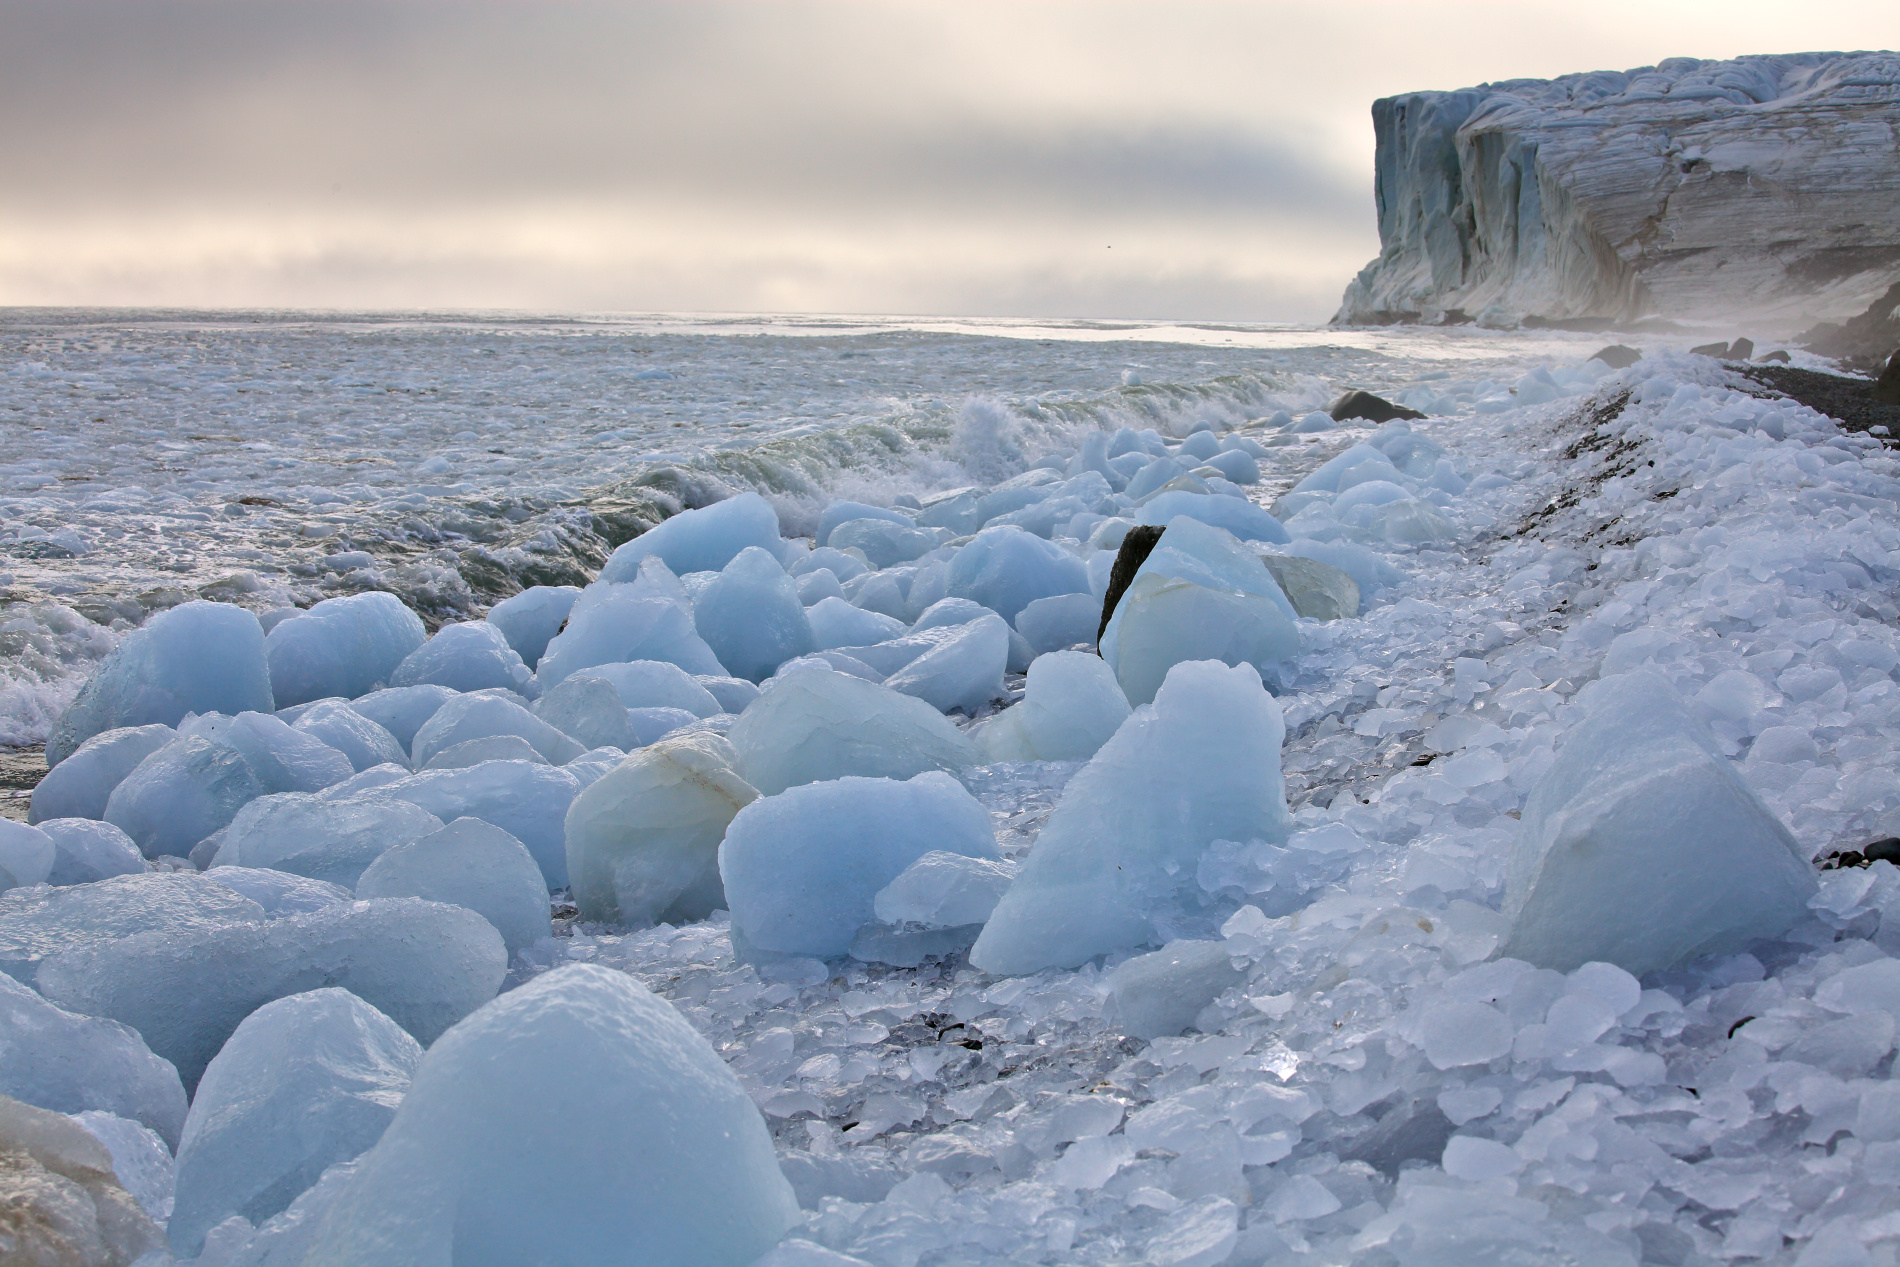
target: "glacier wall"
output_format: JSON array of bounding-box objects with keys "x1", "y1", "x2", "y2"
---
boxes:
[{"x1": 1336, "y1": 52, "x2": 1900, "y2": 331}]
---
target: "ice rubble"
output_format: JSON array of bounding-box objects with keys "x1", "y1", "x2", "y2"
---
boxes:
[
  {"x1": 298, "y1": 964, "x2": 799, "y2": 1267},
  {"x1": 168, "y1": 988, "x2": 421, "y2": 1257}
]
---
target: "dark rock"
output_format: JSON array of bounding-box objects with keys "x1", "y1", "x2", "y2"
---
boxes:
[
  {"x1": 1728, "y1": 337, "x2": 1755, "y2": 361},
  {"x1": 1800, "y1": 281, "x2": 1900, "y2": 375},
  {"x1": 1328, "y1": 389, "x2": 1424, "y2": 424},
  {"x1": 1096, "y1": 524, "x2": 1165, "y2": 647},
  {"x1": 1691, "y1": 341, "x2": 1731, "y2": 357},
  {"x1": 1591, "y1": 345, "x2": 1642, "y2": 369},
  {"x1": 1817, "y1": 838, "x2": 1900, "y2": 870},
  {"x1": 1757, "y1": 350, "x2": 1792, "y2": 363},
  {"x1": 1877, "y1": 350, "x2": 1900, "y2": 406},
  {"x1": 1739, "y1": 364, "x2": 1900, "y2": 438}
]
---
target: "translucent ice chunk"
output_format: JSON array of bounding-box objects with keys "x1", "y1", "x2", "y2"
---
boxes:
[
  {"x1": 1137, "y1": 491, "x2": 1290, "y2": 544},
  {"x1": 357, "y1": 818, "x2": 551, "y2": 956},
  {"x1": 873, "y1": 850, "x2": 1017, "y2": 928},
  {"x1": 411, "y1": 693, "x2": 585, "y2": 769},
  {"x1": 104, "y1": 735, "x2": 266, "y2": 858},
  {"x1": 168, "y1": 988, "x2": 422, "y2": 1258},
  {"x1": 971, "y1": 660, "x2": 1293, "y2": 974},
  {"x1": 212, "y1": 792, "x2": 443, "y2": 888},
  {"x1": 882, "y1": 613, "x2": 1009, "y2": 714},
  {"x1": 530, "y1": 674, "x2": 635, "y2": 751},
  {"x1": 692, "y1": 546, "x2": 814, "y2": 683},
  {"x1": 292, "y1": 701, "x2": 407, "y2": 773},
  {"x1": 202, "y1": 867, "x2": 353, "y2": 916},
  {"x1": 37, "y1": 896, "x2": 505, "y2": 1092},
  {"x1": 975, "y1": 650, "x2": 1130, "y2": 762},
  {"x1": 945, "y1": 525, "x2": 1090, "y2": 622},
  {"x1": 0, "y1": 972, "x2": 188, "y2": 1148},
  {"x1": 366, "y1": 761, "x2": 583, "y2": 890},
  {"x1": 1279, "y1": 539, "x2": 1404, "y2": 597},
  {"x1": 0, "y1": 820, "x2": 54, "y2": 891},
  {"x1": 535, "y1": 585, "x2": 726, "y2": 687},
  {"x1": 298, "y1": 963, "x2": 799, "y2": 1267},
  {"x1": 628, "y1": 706, "x2": 700, "y2": 746},
  {"x1": 722, "y1": 771, "x2": 998, "y2": 961},
  {"x1": 807, "y1": 596, "x2": 907, "y2": 651},
  {"x1": 1014, "y1": 591, "x2": 1101, "y2": 654},
  {"x1": 695, "y1": 676, "x2": 760, "y2": 714},
  {"x1": 1109, "y1": 940, "x2": 1246, "y2": 1040},
  {"x1": 185, "y1": 710, "x2": 355, "y2": 794},
  {"x1": 565, "y1": 732, "x2": 757, "y2": 926},
  {"x1": 348, "y1": 683, "x2": 456, "y2": 755},
  {"x1": 28, "y1": 724, "x2": 173, "y2": 822},
  {"x1": 830, "y1": 518, "x2": 939, "y2": 569},
  {"x1": 598, "y1": 491, "x2": 783, "y2": 580},
  {"x1": 37, "y1": 819, "x2": 144, "y2": 886},
  {"x1": 817, "y1": 501, "x2": 911, "y2": 546},
  {"x1": 266, "y1": 592, "x2": 427, "y2": 708},
  {"x1": 727, "y1": 669, "x2": 977, "y2": 796},
  {"x1": 1100, "y1": 573, "x2": 1300, "y2": 707},
  {"x1": 69, "y1": 1110, "x2": 174, "y2": 1223},
  {"x1": 484, "y1": 585, "x2": 580, "y2": 670},
  {"x1": 572, "y1": 660, "x2": 723, "y2": 716},
  {"x1": 1502, "y1": 670, "x2": 1816, "y2": 974},
  {"x1": 48, "y1": 600, "x2": 273, "y2": 767},
  {"x1": 389, "y1": 621, "x2": 533, "y2": 695}
]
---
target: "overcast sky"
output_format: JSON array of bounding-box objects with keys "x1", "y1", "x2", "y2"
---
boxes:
[{"x1": 0, "y1": 1, "x2": 1891, "y2": 321}]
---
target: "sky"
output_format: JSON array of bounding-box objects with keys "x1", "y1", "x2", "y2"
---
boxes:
[{"x1": 0, "y1": 0, "x2": 1892, "y2": 322}]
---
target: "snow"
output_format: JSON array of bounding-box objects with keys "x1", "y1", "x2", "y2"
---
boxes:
[
  {"x1": 35, "y1": 896, "x2": 505, "y2": 1091},
  {"x1": 721, "y1": 771, "x2": 998, "y2": 962},
  {"x1": 296, "y1": 963, "x2": 799, "y2": 1267},
  {"x1": 168, "y1": 988, "x2": 421, "y2": 1257},
  {"x1": 355, "y1": 817, "x2": 550, "y2": 957},
  {"x1": 564, "y1": 731, "x2": 756, "y2": 926},
  {"x1": 46, "y1": 600, "x2": 273, "y2": 766},
  {"x1": 727, "y1": 668, "x2": 977, "y2": 796},
  {"x1": 210, "y1": 792, "x2": 442, "y2": 887},
  {"x1": 264, "y1": 591, "x2": 426, "y2": 708}
]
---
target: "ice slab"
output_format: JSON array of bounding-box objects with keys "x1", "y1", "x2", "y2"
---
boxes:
[
  {"x1": 722, "y1": 771, "x2": 998, "y2": 961},
  {"x1": 972, "y1": 660, "x2": 1293, "y2": 974},
  {"x1": 693, "y1": 546, "x2": 815, "y2": 683},
  {"x1": 882, "y1": 613, "x2": 1009, "y2": 714},
  {"x1": 357, "y1": 817, "x2": 551, "y2": 957},
  {"x1": 975, "y1": 650, "x2": 1130, "y2": 763},
  {"x1": 535, "y1": 585, "x2": 726, "y2": 687},
  {"x1": 366, "y1": 761, "x2": 583, "y2": 890},
  {"x1": 184, "y1": 710, "x2": 355, "y2": 794},
  {"x1": 48, "y1": 600, "x2": 273, "y2": 767},
  {"x1": 36, "y1": 896, "x2": 506, "y2": 1092},
  {"x1": 37, "y1": 819, "x2": 145, "y2": 886},
  {"x1": 389, "y1": 621, "x2": 533, "y2": 695},
  {"x1": 0, "y1": 972, "x2": 188, "y2": 1149},
  {"x1": 1014, "y1": 591, "x2": 1101, "y2": 654},
  {"x1": 807, "y1": 596, "x2": 907, "y2": 651},
  {"x1": 104, "y1": 735, "x2": 266, "y2": 859},
  {"x1": 726, "y1": 668, "x2": 977, "y2": 796},
  {"x1": 572, "y1": 660, "x2": 723, "y2": 717},
  {"x1": 28, "y1": 724, "x2": 173, "y2": 823},
  {"x1": 347, "y1": 683, "x2": 456, "y2": 755},
  {"x1": 212, "y1": 792, "x2": 443, "y2": 888},
  {"x1": 1502, "y1": 670, "x2": 1817, "y2": 975},
  {"x1": 1109, "y1": 941, "x2": 1246, "y2": 1041},
  {"x1": 169, "y1": 988, "x2": 422, "y2": 1257},
  {"x1": 484, "y1": 585, "x2": 580, "y2": 669},
  {"x1": 530, "y1": 673, "x2": 636, "y2": 752},
  {"x1": 291, "y1": 701, "x2": 407, "y2": 773},
  {"x1": 299, "y1": 963, "x2": 798, "y2": 1267},
  {"x1": 0, "y1": 820, "x2": 54, "y2": 891},
  {"x1": 565, "y1": 732, "x2": 757, "y2": 926},
  {"x1": 0, "y1": 871, "x2": 265, "y2": 983},
  {"x1": 1137, "y1": 491, "x2": 1290, "y2": 544},
  {"x1": 598, "y1": 490, "x2": 783, "y2": 580},
  {"x1": 945, "y1": 525, "x2": 1091, "y2": 622},
  {"x1": 411, "y1": 692, "x2": 585, "y2": 769},
  {"x1": 265, "y1": 592, "x2": 427, "y2": 709}
]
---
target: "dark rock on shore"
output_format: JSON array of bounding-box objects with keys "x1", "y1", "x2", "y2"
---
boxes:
[
  {"x1": 1740, "y1": 364, "x2": 1900, "y2": 439},
  {"x1": 1096, "y1": 525, "x2": 1165, "y2": 646},
  {"x1": 1691, "y1": 341, "x2": 1731, "y2": 357},
  {"x1": 1591, "y1": 345, "x2": 1642, "y2": 369},
  {"x1": 1329, "y1": 390, "x2": 1424, "y2": 424},
  {"x1": 1801, "y1": 281, "x2": 1900, "y2": 375},
  {"x1": 1877, "y1": 351, "x2": 1900, "y2": 406}
]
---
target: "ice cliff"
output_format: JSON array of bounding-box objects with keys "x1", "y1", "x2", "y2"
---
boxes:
[{"x1": 1336, "y1": 52, "x2": 1900, "y2": 331}]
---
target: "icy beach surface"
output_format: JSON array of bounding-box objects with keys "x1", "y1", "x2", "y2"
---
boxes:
[{"x1": 7, "y1": 311, "x2": 1900, "y2": 1265}]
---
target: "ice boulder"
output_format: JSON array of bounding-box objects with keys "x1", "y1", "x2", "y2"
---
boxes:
[
  {"x1": 598, "y1": 491, "x2": 783, "y2": 580},
  {"x1": 1281, "y1": 539, "x2": 1404, "y2": 598},
  {"x1": 721, "y1": 771, "x2": 998, "y2": 961},
  {"x1": 1137, "y1": 491, "x2": 1290, "y2": 543},
  {"x1": 366, "y1": 761, "x2": 583, "y2": 889},
  {"x1": 37, "y1": 897, "x2": 505, "y2": 1092},
  {"x1": 266, "y1": 592, "x2": 427, "y2": 708},
  {"x1": 692, "y1": 546, "x2": 815, "y2": 683},
  {"x1": 628, "y1": 706, "x2": 700, "y2": 746},
  {"x1": 184, "y1": 710, "x2": 356, "y2": 794},
  {"x1": 830, "y1": 518, "x2": 939, "y2": 569},
  {"x1": 291, "y1": 700, "x2": 408, "y2": 773},
  {"x1": 1501, "y1": 671, "x2": 1817, "y2": 975},
  {"x1": 697, "y1": 675, "x2": 760, "y2": 714},
  {"x1": 389, "y1": 620, "x2": 533, "y2": 694},
  {"x1": 807, "y1": 596, "x2": 907, "y2": 651},
  {"x1": 946, "y1": 525, "x2": 1091, "y2": 622},
  {"x1": 530, "y1": 673, "x2": 636, "y2": 751},
  {"x1": 798, "y1": 568, "x2": 845, "y2": 605},
  {"x1": 69, "y1": 1109, "x2": 173, "y2": 1225},
  {"x1": 793, "y1": 545, "x2": 872, "y2": 583},
  {"x1": 203, "y1": 867, "x2": 353, "y2": 916},
  {"x1": 565, "y1": 732, "x2": 757, "y2": 926},
  {"x1": 347, "y1": 683, "x2": 456, "y2": 755},
  {"x1": 874, "y1": 850, "x2": 1016, "y2": 928},
  {"x1": 1109, "y1": 940, "x2": 1247, "y2": 1040},
  {"x1": 411, "y1": 692, "x2": 585, "y2": 769},
  {"x1": 1199, "y1": 448, "x2": 1260, "y2": 484},
  {"x1": 882, "y1": 613, "x2": 1009, "y2": 714},
  {"x1": 535, "y1": 584, "x2": 726, "y2": 687},
  {"x1": 727, "y1": 669, "x2": 977, "y2": 796},
  {"x1": 211, "y1": 793, "x2": 443, "y2": 888},
  {"x1": 104, "y1": 735, "x2": 267, "y2": 858},
  {"x1": 971, "y1": 660, "x2": 1293, "y2": 974},
  {"x1": 1015, "y1": 591, "x2": 1101, "y2": 654},
  {"x1": 0, "y1": 972, "x2": 188, "y2": 1148},
  {"x1": 1258, "y1": 552, "x2": 1360, "y2": 620},
  {"x1": 0, "y1": 1093, "x2": 166, "y2": 1265},
  {"x1": 0, "y1": 820, "x2": 54, "y2": 892},
  {"x1": 168, "y1": 988, "x2": 422, "y2": 1258},
  {"x1": 484, "y1": 584, "x2": 580, "y2": 669},
  {"x1": 1291, "y1": 443, "x2": 1390, "y2": 494},
  {"x1": 299, "y1": 963, "x2": 797, "y2": 1266},
  {"x1": 817, "y1": 500, "x2": 912, "y2": 546},
  {"x1": 357, "y1": 818, "x2": 550, "y2": 957},
  {"x1": 975, "y1": 650, "x2": 1131, "y2": 762},
  {"x1": 572, "y1": 660, "x2": 723, "y2": 716},
  {"x1": 0, "y1": 871, "x2": 266, "y2": 983},
  {"x1": 37, "y1": 818, "x2": 144, "y2": 886},
  {"x1": 48, "y1": 600, "x2": 273, "y2": 767},
  {"x1": 28, "y1": 723, "x2": 173, "y2": 823}
]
